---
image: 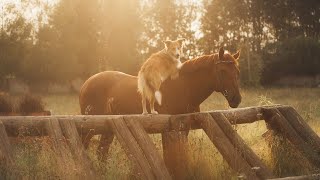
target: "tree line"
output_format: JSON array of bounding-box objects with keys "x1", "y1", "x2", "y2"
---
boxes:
[{"x1": 0, "y1": 0, "x2": 319, "y2": 85}]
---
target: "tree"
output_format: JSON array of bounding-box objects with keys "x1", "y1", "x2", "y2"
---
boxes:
[
  {"x1": 0, "y1": 4, "x2": 32, "y2": 80},
  {"x1": 28, "y1": 0, "x2": 143, "y2": 83},
  {"x1": 201, "y1": 0, "x2": 265, "y2": 84},
  {"x1": 261, "y1": 0, "x2": 320, "y2": 40},
  {"x1": 139, "y1": 0, "x2": 201, "y2": 61},
  {"x1": 102, "y1": 0, "x2": 142, "y2": 74},
  {"x1": 261, "y1": 36, "x2": 320, "y2": 85}
]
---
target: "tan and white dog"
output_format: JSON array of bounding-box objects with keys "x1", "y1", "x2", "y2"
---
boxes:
[{"x1": 138, "y1": 38, "x2": 185, "y2": 114}]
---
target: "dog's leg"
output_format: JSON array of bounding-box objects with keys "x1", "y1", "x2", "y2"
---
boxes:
[
  {"x1": 141, "y1": 96, "x2": 148, "y2": 115},
  {"x1": 150, "y1": 96, "x2": 158, "y2": 114}
]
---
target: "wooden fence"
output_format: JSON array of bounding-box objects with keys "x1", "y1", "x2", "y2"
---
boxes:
[{"x1": 0, "y1": 105, "x2": 320, "y2": 179}]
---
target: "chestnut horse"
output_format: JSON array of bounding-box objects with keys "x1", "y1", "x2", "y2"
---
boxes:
[{"x1": 79, "y1": 47, "x2": 241, "y2": 155}]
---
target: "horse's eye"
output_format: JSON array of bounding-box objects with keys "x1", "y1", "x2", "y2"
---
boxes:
[{"x1": 223, "y1": 90, "x2": 228, "y2": 97}]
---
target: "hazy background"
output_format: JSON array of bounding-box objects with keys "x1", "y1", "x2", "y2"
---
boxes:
[
  {"x1": 0, "y1": 0, "x2": 319, "y2": 91},
  {"x1": 0, "y1": 1, "x2": 320, "y2": 179}
]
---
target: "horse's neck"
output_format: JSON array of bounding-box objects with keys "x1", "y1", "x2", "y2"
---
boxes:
[{"x1": 183, "y1": 69, "x2": 215, "y2": 107}]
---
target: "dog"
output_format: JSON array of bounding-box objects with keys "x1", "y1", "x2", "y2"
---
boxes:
[{"x1": 137, "y1": 38, "x2": 185, "y2": 114}]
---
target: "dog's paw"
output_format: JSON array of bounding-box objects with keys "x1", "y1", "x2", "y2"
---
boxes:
[
  {"x1": 151, "y1": 110, "x2": 158, "y2": 115},
  {"x1": 142, "y1": 111, "x2": 148, "y2": 115}
]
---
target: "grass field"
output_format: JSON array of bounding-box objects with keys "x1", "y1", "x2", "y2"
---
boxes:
[{"x1": 2, "y1": 87, "x2": 320, "y2": 179}]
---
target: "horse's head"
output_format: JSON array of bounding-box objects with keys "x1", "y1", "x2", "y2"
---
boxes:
[{"x1": 213, "y1": 47, "x2": 241, "y2": 108}]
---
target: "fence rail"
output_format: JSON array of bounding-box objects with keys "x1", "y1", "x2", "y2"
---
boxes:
[
  {"x1": 0, "y1": 105, "x2": 319, "y2": 180},
  {"x1": 0, "y1": 105, "x2": 281, "y2": 137}
]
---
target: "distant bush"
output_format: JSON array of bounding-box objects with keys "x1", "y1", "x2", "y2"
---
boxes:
[
  {"x1": 261, "y1": 36, "x2": 320, "y2": 85},
  {"x1": 17, "y1": 94, "x2": 45, "y2": 115},
  {"x1": 0, "y1": 94, "x2": 13, "y2": 114}
]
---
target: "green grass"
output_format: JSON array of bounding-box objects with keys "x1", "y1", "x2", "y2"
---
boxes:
[{"x1": 2, "y1": 87, "x2": 320, "y2": 179}]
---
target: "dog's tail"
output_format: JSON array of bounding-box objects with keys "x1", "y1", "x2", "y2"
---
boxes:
[
  {"x1": 137, "y1": 73, "x2": 162, "y2": 105},
  {"x1": 137, "y1": 73, "x2": 153, "y2": 100}
]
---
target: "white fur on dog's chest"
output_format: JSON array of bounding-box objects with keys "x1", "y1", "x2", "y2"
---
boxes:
[
  {"x1": 176, "y1": 60, "x2": 182, "y2": 69},
  {"x1": 174, "y1": 58, "x2": 182, "y2": 69}
]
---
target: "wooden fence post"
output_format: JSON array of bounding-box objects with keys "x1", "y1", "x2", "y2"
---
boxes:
[
  {"x1": 125, "y1": 117, "x2": 171, "y2": 180},
  {"x1": 0, "y1": 122, "x2": 13, "y2": 165},
  {"x1": 0, "y1": 121, "x2": 14, "y2": 179},
  {"x1": 111, "y1": 117, "x2": 155, "y2": 180},
  {"x1": 59, "y1": 119, "x2": 96, "y2": 178},
  {"x1": 199, "y1": 113, "x2": 260, "y2": 179},
  {"x1": 211, "y1": 113, "x2": 274, "y2": 179},
  {"x1": 46, "y1": 118, "x2": 76, "y2": 179},
  {"x1": 162, "y1": 115, "x2": 191, "y2": 180},
  {"x1": 277, "y1": 106, "x2": 320, "y2": 151},
  {"x1": 263, "y1": 108, "x2": 320, "y2": 168},
  {"x1": 0, "y1": 105, "x2": 319, "y2": 179}
]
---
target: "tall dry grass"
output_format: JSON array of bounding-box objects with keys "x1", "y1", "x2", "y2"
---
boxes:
[{"x1": 0, "y1": 87, "x2": 319, "y2": 179}]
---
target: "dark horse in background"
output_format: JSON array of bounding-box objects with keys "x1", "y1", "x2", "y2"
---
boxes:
[{"x1": 79, "y1": 47, "x2": 242, "y2": 158}]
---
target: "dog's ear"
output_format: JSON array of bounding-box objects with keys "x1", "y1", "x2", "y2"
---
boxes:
[{"x1": 163, "y1": 40, "x2": 172, "y2": 49}]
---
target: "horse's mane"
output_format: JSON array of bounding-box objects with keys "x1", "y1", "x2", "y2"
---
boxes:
[
  {"x1": 180, "y1": 54, "x2": 217, "y2": 73},
  {"x1": 181, "y1": 52, "x2": 239, "y2": 74}
]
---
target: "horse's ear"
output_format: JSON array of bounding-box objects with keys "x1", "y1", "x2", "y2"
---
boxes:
[
  {"x1": 219, "y1": 47, "x2": 224, "y2": 60},
  {"x1": 163, "y1": 40, "x2": 172, "y2": 49},
  {"x1": 233, "y1": 50, "x2": 240, "y2": 60}
]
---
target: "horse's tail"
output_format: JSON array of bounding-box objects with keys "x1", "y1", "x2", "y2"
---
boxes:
[{"x1": 137, "y1": 73, "x2": 162, "y2": 105}]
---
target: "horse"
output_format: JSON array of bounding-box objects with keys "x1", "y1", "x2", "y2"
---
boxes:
[{"x1": 79, "y1": 47, "x2": 241, "y2": 156}]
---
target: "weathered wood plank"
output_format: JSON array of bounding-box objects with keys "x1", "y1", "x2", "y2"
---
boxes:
[
  {"x1": 198, "y1": 113, "x2": 260, "y2": 180},
  {"x1": 0, "y1": 111, "x2": 51, "y2": 116},
  {"x1": 46, "y1": 118, "x2": 76, "y2": 179},
  {"x1": 0, "y1": 105, "x2": 284, "y2": 137},
  {"x1": 59, "y1": 119, "x2": 96, "y2": 178},
  {"x1": 162, "y1": 115, "x2": 192, "y2": 180},
  {"x1": 111, "y1": 117, "x2": 155, "y2": 180},
  {"x1": 212, "y1": 106, "x2": 264, "y2": 124},
  {"x1": 2, "y1": 116, "x2": 48, "y2": 137},
  {"x1": 267, "y1": 173, "x2": 320, "y2": 180},
  {"x1": 211, "y1": 113, "x2": 274, "y2": 179},
  {"x1": 125, "y1": 117, "x2": 172, "y2": 180},
  {"x1": 263, "y1": 108, "x2": 320, "y2": 168},
  {"x1": 277, "y1": 106, "x2": 320, "y2": 151},
  {"x1": 0, "y1": 121, "x2": 14, "y2": 165}
]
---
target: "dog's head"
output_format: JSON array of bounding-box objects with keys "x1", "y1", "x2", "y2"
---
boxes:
[{"x1": 163, "y1": 38, "x2": 185, "y2": 59}]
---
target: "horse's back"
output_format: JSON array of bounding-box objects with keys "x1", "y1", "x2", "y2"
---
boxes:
[
  {"x1": 79, "y1": 71, "x2": 201, "y2": 115},
  {"x1": 79, "y1": 71, "x2": 136, "y2": 115}
]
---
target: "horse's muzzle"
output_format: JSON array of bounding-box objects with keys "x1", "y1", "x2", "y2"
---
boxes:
[{"x1": 228, "y1": 95, "x2": 242, "y2": 108}]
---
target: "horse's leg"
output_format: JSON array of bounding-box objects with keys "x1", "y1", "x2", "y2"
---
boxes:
[
  {"x1": 150, "y1": 96, "x2": 158, "y2": 114},
  {"x1": 97, "y1": 131, "x2": 114, "y2": 161},
  {"x1": 141, "y1": 95, "x2": 148, "y2": 114}
]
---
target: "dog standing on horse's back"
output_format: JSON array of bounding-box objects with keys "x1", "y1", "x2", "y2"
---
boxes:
[{"x1": 138, "y1": 38, "x2": 185, "y2": 114}]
